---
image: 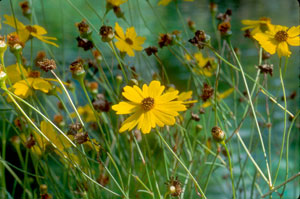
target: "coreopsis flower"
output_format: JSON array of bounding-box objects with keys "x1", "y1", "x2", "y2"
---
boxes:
[
  {"x1": 25, "y1": 121, "x2": 72, "y2": 155},
  {"x1": 106, "y1": 0, "x2": 128, "y2": 6},
  {"x1": 114, "y1": 22, "x2": 146, "y2": 57},
  {"x1": 201, "y1": 88, "x2": 234, "y2": 108},
  {"x1": 158, "y1": 0, "x2": 194, "y2": 6},
  {"x1": 3, "y1": 15, "x2": 58, "y2": 47},
  {"x1": 71, "y1": 104, "x2": 96, "y2": 122},
  {"x1": 185, "y1": 52, "x2": 217, "y2": 77},
  {"x1": 112, "y1": 80, "x2": 186, "y2": 134},
  {"x1": 253, "y1": 25, "x2": 300, "y2": 57},
  {"x1": 241, "y1": 17, "x2": 271, "y2": 36},
  {"x1": 6, "y1": 64, "x2": 56, "y2": 98}
]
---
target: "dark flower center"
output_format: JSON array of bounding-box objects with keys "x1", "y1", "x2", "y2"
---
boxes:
[
  {"x1": 141, "y1": 97, "x2": 154, "y2": 111},
  {"x1": 28, "y1": 71, "x2": 41, "y2": 78},
  {"x1": 275, "y1": 30, "x2": 288, "y2": 42},
  {"x1": 125, "y1": 38, "x2": 133, "y2": 45},
  {"x1": 26, "y1": 25, "x2": 37, "y2": 33}
]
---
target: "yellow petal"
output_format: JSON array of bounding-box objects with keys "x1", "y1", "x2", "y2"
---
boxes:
[
  {"x1": 32, "y1": 25, "x2": 47, "y2": 35},
  {"x1": 158, "y1": 0, "x2": 172, "y2": 6},
  {"x1": 6, "y1": 64, "x2": 27, "y2": 83},
  {"x1": 112, "y1": 101, "x2": 139, "y2": 114},
  {"x1": 122, "y1": 85, "x2": 143, "y2": 103},
  {"x1": 277, "y1": 42, "x2": 291, "y2": 57},
  {"x1": 140, "y1": 111, "x2": 152, "y2": 134},
  {"x1": 119, "y1": 109, "x2": 143, "y2": 132},
  {"x1": 151, "y1": 109, "x2": 175, "y2": 126},
  {"x1": 3, "y1": 15, "x2": 25, "y2": 30},
  {"x1": 31, "y1": 33, "x2": 59, "y2": 47},
  {"x1": 115, "y1": 22, "x2": 125, "y2": 40},
  {"x1": 148, "y1": 80, "x2": 165, "y2": 98},
  {"x1": 12, "y1": 79, "x2": 34, "y2": 98},
  {"x1": 32, "y1": 78, "x2": 52, "y2": 93},
  {"x1": 156, "y1": 90, "x2": 179, "y2": 104},
  {"x1": 126, "y1": 27, "x2": 137, "y2": 40},
  {"x1": 287, "y1": 37, "x2": 300, "y2": 46},
  {"x1": 253, "y1": 33, "x2": 277, "y2": 54},
  {"x1": 287, "y1": 26, "x2": 300, "y2": 37},
  {"x1": 218, "y1": 88, "x2": 234, "y2": 99},
  {"x1": 241, "y1": 19, "x2": 260, "y2": 26}
]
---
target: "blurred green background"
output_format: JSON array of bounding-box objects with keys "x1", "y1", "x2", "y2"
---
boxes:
[{"x1": 0, "y1": 0, "x2": 299, "y2": 198}]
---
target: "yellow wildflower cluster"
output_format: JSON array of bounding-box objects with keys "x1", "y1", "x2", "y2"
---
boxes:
[{"x1": 242, "y1": 18, "x2": 300, "y2": 57}]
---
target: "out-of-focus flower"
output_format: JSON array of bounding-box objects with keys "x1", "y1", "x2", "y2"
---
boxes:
[
  {"x1": 6, "y1": 64, "x2": 56, "y2": 98},
  {"x1": 114, "y1": 22, "x2": 146, "y2": 57},
  {"x1": 253, "y1": 25, "x2": 300, "y2": 57},
  {"x1": 185, "y1": 52, "x2": 217, "y2": 77},
  {"x1": 3, "y1": 15, "x2": 58, "y2": 47},
  {"x1": 71, "y1": 104, "x2": 96, "y2": 123},
  {"x1": 112, "y1": 80, "x2": 186, "y2": 134},
  {"x1": 241, "y1": 17, "x2": 271, "y2": 36}
]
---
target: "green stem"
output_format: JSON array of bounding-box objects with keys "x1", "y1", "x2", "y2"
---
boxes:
[
  {"x1": 156, "y1": 129, "x2": 207, "y2": 199},
  {"x1": 222, "y1": 142, "x2": 236, "y2": 199}
]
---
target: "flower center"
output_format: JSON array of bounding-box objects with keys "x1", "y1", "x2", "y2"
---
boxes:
[
  {"x1": 28, "y1": 71, "x2": 40, "y2": 78},
  {"x1": 203, "y1": 61, "x2": 212, "y2": 69},
  {"x1": 275, "y1": 30, "x2": 288, "y2": 42},
  {"x1": 141, "y1": 97, "x2": 154, "y2": 111},
  {"x1": 26, "y1": 25, "x2": 37, "y2": 33},
  {"x1": 125, "y1": 38, "x2": 133, "y2": 45}
]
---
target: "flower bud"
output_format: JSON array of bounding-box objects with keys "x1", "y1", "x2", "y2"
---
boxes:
[
  {"x1": 116, "y1": 75, "x2": 123, "y2": 84},
  {"x1": 0, "y1": 65, "x2": 7, "y2": 86},
  {"x1": 70, "y1": 59, "x2": 86, "y2": 80},
  {"x1": 0, "y1": 36, "x2": 7, "y2": 56},
  {"x1": 99, "y1": 25, "x2": 114, "y2": 42},
  {"x1": 211, "y1": 126, "x2": 225, "y2": 142}
]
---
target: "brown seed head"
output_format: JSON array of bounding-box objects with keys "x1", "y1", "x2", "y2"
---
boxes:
[
  {"x1": 191, "y1": 113, "x2": 200, "y2": 121},
  {"x1": 76, "y1": 20, "x2": 90, "y2": 35},
  {"x1": 144, "y1": 46, "x2": 158, "y2": 56},
  {"x1": 166, "y1": 177, "x2": 182, "y2": 197},
  {"x1": 92, "y1": 94, "x2": 111, "y2": 112},
  {"x1": 200, "y1": 83, "x2": 214, "y2": 102},
  {"x1": 37, "y1": 58, "x2": 56, "y2": 72},
  {"x1": 74, "y1": 132, "x2": 88, "y2": 144},
  {"x1": 275, "y1": 30, "x2": 288, "y2": 42},
  {"x1": 258, "y1": 64, "x2": 273, "y2": 76},
  {"x1": 218, "y1": 21, "x2": 231, "y2": 35},
  {"x1": 70, "y1": 59, "x2": 85, "y2": 75},
  {"x1": 25, "y1": 134, "x2": 36, "y2": 148},
  {"x1": 158, "y1": 33, "x2": 173, "y2": 48},
  {"x1": 100, "y1": 25, "x2": 114, "y2": 42},
  {"x1": 19, "y1": 1, "x2": 31, "y2": 15},
  {"x1": 211, "y1": 126, "x2": 225, "y2": 142},
  {"x1": 68, "y1": 123, "x2": 83, "y2": 135},
  {"x1": 76, "y1": 37, "x2": 94, "y2": 51},
  {"x1": 7, "y1": 33, "x2": 24, "y2": 49},
  {"x1": 28, "y1": 71, "x2": 41, "y2": 78}
]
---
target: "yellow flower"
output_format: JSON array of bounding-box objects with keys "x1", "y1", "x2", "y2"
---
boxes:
[
  {"x1": 30, "y1": 121, "x2": 72, "y2": 155},
  {"x1": 114, "y1": 22, "x2": 146, "y2": 57},
  {"x1": 6, "y1": 64, "x2": 54, "y2": 98},
  {"x1": 112, "y1": 80, "x2": 186, "y2": 134},
  {"x1": 158, "y1": 0, "x2": 194, "y2": 6},
  {"x1": 201, "y1": 88, "x2": 234, "y2": 108},
  {"x1": 71, "y1": 104, "x2": 96, "y2": 122},
  {"x1": 186, "y1": 52, "x2": 217, "y2": 77},
  {"x1": 106, "y1": 0, "x2": 128, "y2": 6},
  {"x1": 3, "y1": 15, "x2": 58, "y2": 47},
  {"x1": 253, "y1": 25, "x2": 300, "y2": 57},
  {"x1": 241, "y1": 17, "x2": 271, "y2": 35},
  {"x1": 167, "y1": 87, "x2": 197, "y2": 104}
]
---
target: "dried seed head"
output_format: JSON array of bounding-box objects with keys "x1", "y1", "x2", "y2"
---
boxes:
[
  {"x1": 217, "y1": 8, "x2": 232, "y2": 22},
  {"x1": 7, "y1": 33, "x2": 24, "y2": 50},
  {"x1": 218, "y1": 21, "x2": 231, "y2": 36},
  {"x1": 113, "y1": 6, "x2": 124, "y2": 18},
  {"x1": 188, "y1": 30, "x2": 209, "y2": 49},
  {"x1": 74, "y1": 132, "x2": 89, "y2": 144},
  {"x1": 144, "y1": 46, "x2": 158, "y2": 56},
  {"x1": 211, "y1": 126, "x2": 225, "y2": 142},
  {"x1": 187, "y1": 18, "x2": 196, "y2": 31},
  {"x1": 100, "y1": 25, "x2": 114, "y2": 42},
  {"x1": 37, "y1": 58, "x2": 56, "y2": 72},
  {"x1": 76, "y1": 37, "x2": 94, "y2": 51},
  {"x1": 53, "y1": 114, "x2": 64, "y2": 126},
  {"x1": 166, "y1": 177, "x2": 182, "y2": 197},
  {"x1": 76, "y1": 20, "x2": 90, "y2": 36},
  {"x1": 200, "y1": 83, "x2": 214, "y2": 102},
  {"x1": 68, "y1": 123, "x2": 83, "y2": 135},
  {"x1": 258, "y1": 64, "x2": 273, "y2": 76},
  {"x1": 244, "y1": 29, "x2": 252, "y2": 38},
  {"x1": 191, "y1": 113, "x2": 200, "y2": 121},
  {"x1": 25, "y1": 134, "x2": 36, "y2": 148},
  {"x1": 19, "y1": 1, "x2": 31, "y2": 16},
  {"x1": 93, "y1": 50, "x2": 103, "y2": 61},
  {"x1": 87, "y1": 81, "x2": 98, "y2": 94},
  {"x1": 92, "y1": 94, "x2": 111, "y2": 112},
  {"x1": 158, "y1": 33, "x2": 173, "y2": 48},
  {"x1": 199, "y1": 107, "x2": 205, "y2": 114},
  {"x1": 70, "y1": 59, "x2": 85, "y2": 77},
  {"x1": 0, "y1": 36, "x2": 7, "y2": 54}
]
